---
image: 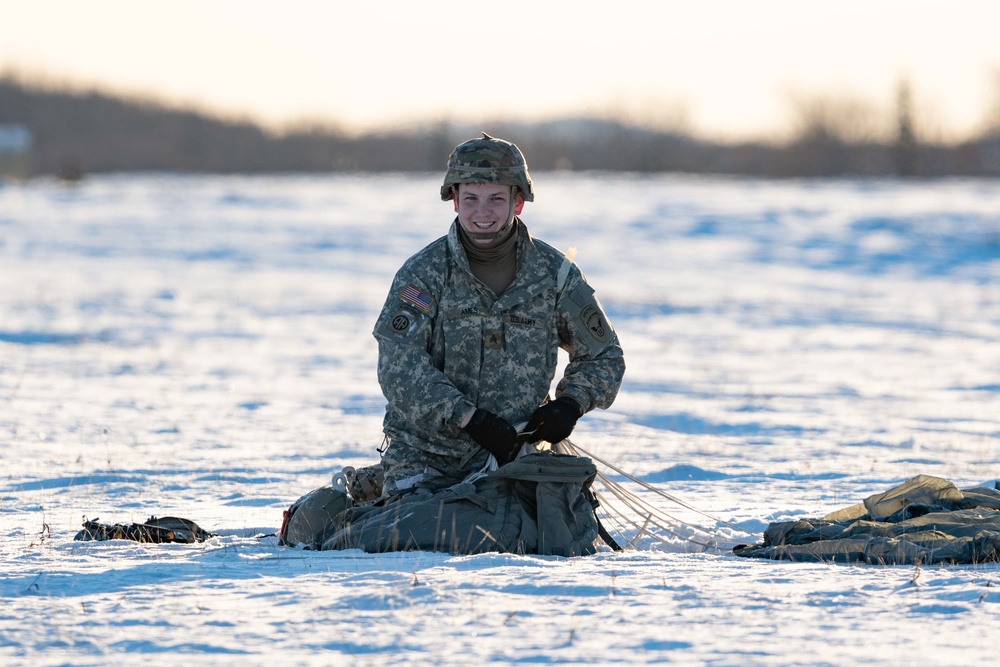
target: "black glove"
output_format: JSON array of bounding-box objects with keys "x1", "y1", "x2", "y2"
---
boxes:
[
  {"x1": 524, "y1": 396, "x2": 583, "y2": 444},
  {"x1": 463, "y1": 409, "x2": 519, "y2": 465}
]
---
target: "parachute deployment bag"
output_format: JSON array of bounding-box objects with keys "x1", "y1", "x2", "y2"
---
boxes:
[
  {"x1": 320, "y1": 453, "x2": 601, "y2": 556},
  {"x1": 497, "y1": 453, "x2": 601, "y2": 556}
]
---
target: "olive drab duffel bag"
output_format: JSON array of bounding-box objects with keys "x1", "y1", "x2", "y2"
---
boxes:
[
  {"x1": 315, "y1": 452, "x2": 601, "y2": 556},
  {"x1": 280, "y1": 453, "x2": 598, "y2": 556}
]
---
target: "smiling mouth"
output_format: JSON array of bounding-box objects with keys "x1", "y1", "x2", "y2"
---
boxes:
[{"x1": 473, "y1": 221, "x2": 497, "y2": 230}]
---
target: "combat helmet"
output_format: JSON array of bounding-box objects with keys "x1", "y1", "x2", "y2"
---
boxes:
[{"x1": 440, "y1": 132, "x2": 534, "y2": 202}]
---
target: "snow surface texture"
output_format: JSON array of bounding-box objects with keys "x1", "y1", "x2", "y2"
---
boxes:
[{"x1": 1, "y1": 173, "x2": 999, "y2": 664}]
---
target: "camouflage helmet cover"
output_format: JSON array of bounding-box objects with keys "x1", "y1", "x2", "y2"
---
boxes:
[{"x1": 440, "y1": 132, "x2": 534, "y2": 202}]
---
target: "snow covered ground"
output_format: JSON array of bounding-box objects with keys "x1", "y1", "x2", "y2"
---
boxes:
[{"x1": 1, "y1": 172, "x2": 999, "y2": 665}]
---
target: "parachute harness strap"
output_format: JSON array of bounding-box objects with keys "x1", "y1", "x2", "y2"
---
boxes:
[{"x1": 557, "y1": 247, "x2": 578, "y2": 290}]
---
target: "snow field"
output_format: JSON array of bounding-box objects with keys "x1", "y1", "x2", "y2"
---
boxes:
[{"x1": 1, "y1": 173, "x2": 999, "y2": 664}]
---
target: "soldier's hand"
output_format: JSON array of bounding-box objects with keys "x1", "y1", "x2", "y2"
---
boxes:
[
  {"x1": 463, "y1": 410, "x2": 519, "y2": 465},
  {"x1": 524, "y1": 396, "x2": 583, "y2": 444}
]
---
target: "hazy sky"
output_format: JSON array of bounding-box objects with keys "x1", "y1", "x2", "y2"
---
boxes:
[{"x1": 3, "y1": 0, "x2": 1000, "y2": 139}]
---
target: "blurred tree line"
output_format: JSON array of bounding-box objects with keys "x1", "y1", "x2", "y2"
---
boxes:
[{"x1": 2, "y1": 75, "x2": 1000, "y2": 179}]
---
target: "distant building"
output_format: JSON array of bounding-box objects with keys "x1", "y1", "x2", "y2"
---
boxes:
[{"x1": 0, "y1": 124, "x2": 33, "y2": 178}]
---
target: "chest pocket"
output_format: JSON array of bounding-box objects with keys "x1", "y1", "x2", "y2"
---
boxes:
[{"x1": 440, "y1": 302, "x2": 487, "y2": 393}]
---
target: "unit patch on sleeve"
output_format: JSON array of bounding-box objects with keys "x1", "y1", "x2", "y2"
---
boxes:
[
  {"x1": 400, "y1": 283, "x2": 433, "y2": 313},
  {"x1": 385, "y1": 306, "x2": 420, "y2": 338},
  {"x1": 566, "y1": 282, "x2": 613, "y2": 354},
  {"x1": 580, "y1": 304, "x2": 609, "y2": 344}
]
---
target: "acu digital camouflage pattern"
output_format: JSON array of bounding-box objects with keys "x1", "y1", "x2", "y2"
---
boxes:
[
  {"x1": 440, "y1": 132, "x2": 535, "y2": 202},
  {"x1": 373, "y1": 219, "x2": 625, "y2": 494}
]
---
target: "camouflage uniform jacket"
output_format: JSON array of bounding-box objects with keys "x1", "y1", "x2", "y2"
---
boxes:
[{"x1": 373, "y1": 219, "x2": 625, "y2": 473}]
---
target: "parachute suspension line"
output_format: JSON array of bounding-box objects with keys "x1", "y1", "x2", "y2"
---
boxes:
[
  {"x1": 591, "y1": 491, "x2": 631, "y2": 542},
  {"x1": 598, "y1": 468, "x2": 724, "y2": 543},
  {"x1": 592, "y1": 487, "x2": 720, "y2": 552},
  {"x1": 634, "y1": 513, "x2": 653, "y2": 547},
  {"x1": 596, "y1": 463, "x2": 712, "y2": 534},
  {"x1": 565, "y1": 440, "x2": 751, "y2": 533},
  {"x1": 592, "y1": 476, "x2": 722, "y2": 551},
  {"x1": 556, "y1": 247, "x2": 577, "y2": 290},
  {"x1": 555, "y1": 439, "x2": 758, "y2": 552},
  {"x1": 560, "y1": 442, "x2": 721, "y2": 550}
]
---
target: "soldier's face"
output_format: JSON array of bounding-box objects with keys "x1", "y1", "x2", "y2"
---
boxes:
[{"x1": 454, "y1": 183, "x2": 525, "y2": 244}]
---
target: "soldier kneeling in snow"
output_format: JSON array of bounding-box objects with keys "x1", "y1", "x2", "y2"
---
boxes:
[{"x1": 281, "y1": 134, "x2": 625, "y2": 556}]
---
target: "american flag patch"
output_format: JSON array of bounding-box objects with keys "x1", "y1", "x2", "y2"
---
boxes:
[{"x1": 400, "y1": 283, "x2": 433, "y2": 312}]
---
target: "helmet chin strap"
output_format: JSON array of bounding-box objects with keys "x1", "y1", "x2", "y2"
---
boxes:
[{"x1": 463, "y1": 186, "x2": 517, "y2": 244}]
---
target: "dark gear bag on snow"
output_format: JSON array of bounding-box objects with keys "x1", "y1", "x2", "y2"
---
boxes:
[
  {"x1": 74, "y1": 516, "x2": 215, "y2": 544},
  {"x1": 319, "y1": 453, "x2": 601, "y2": 557},
  {"x1": 279, "y1": 484, "x2": 354, "y2": 548}
]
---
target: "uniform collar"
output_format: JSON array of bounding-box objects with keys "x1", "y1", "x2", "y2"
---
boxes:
[{"x1": 448, "y1": 217, "x2": 535, "y2": 274}]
